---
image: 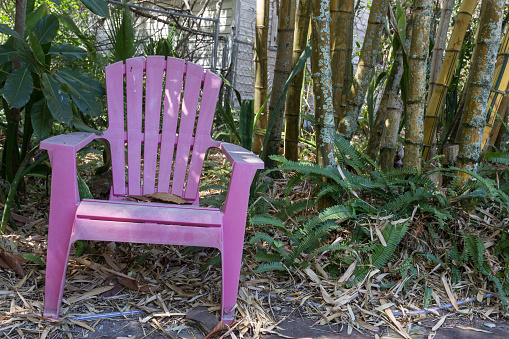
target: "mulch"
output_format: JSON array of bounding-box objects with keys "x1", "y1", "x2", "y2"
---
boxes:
[{"x1": 0, "y1": 150, "x2": 507, "y2": 338}]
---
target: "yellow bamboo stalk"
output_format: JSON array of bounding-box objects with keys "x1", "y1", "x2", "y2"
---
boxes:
[
  {"x1": 253, "y1": 0, "x2": 270, "y2": 154},
  {"x1": 421, "y1": 0, "x2": 479, "y2": 160},
  {"x1": 404, "y1": 0, "x2": 433, "y2": 171},
  {"x1": 311, "y1": 0, "x2": 335, "y2": 167},
  {"x1": 487, "y1": 91, "x2": 509, "y2": 151},
  {"x1": 284, "y1": 0, "x2": 311, "y2": 161},
  {"x1": 480, "y1": 29, "x2": 509, "y2": 151},
  {"x1": 339, "y1": 0, "x2": 389, "y2": 139},
  {"x1": 456, "y1": 0, "x2": 505, "y2": 181}
]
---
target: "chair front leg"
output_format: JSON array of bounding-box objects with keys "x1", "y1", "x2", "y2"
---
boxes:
[
  {"x1": 43, "y1": 147, "x2": 80, "y2": 319},
  {"x1": 220, "y1": 163, "x2": 257, "y2": 323}
]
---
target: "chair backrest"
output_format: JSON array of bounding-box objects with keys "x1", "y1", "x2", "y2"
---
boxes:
[{"x1": 103, "y1": 56, "x2": 222, "y2": 202}]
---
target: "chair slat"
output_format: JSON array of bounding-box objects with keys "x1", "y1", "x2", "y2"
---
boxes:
[
  {"x1": 158, "y1": 58, "x2": 186, "y2": 192},
  {"x1": 126, "y1": 57, "x2": 145, "y2": 195},
  {"x1": 185, "y1": 71, "x2": 222, "y2": 200},
  {"x1": 143, "y1": 56, "x2": 166, "y2": 194},
  {"x1": 171, "y1": 62, "x2": 204, "y2": 197},
  {"x1": 105, "y1": 61, "x2": 126, "y2": 196}
]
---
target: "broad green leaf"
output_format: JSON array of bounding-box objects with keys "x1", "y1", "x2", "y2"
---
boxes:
[
  {"x1": 71, "y1": 114, "x2": 102, "y2": 134},
  {"x1": 25, "y1": 3, "x2": 49, "y2": 37},
  {"x1": 31, "y1": 98, "x2": 54, "y2": 140},
  {"x1": 34, "y1": 14, "x2": 59, "y2": 44},
  {"x1": 42, "y1": 73, "x2": 72, "y2": 124},
  {"x1": 49, "y1": 0, "x2": 62, "y2": 4},
  {"x1": 58, "y1": 13, "x2": 94, "y2": 50},
  {"x1": 80, "y1": 0, "x2": 110, "y2": 18},
  {"x1": 49, "y1": 43, "x2": 87, "y2": 60},
  {"x1": 0, "y1": 45, "x2": 17, "y2": 64},
  {"x1": 3, "y1": 68, "x2": 33, "y2": 109},
  {"x1": 29, "y1": 32, "x2": 45, "y2": 65},
  {"x1": 0, "y1": 24, "x2": 24, "y2": 41},
  {"x1": 57, "y1": 68, "x2": 104, "y2": 97},
  {"x1": 55, "y1": 72, "x2": 102, "y2": 116}
]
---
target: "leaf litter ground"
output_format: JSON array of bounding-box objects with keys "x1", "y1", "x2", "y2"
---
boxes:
[{"x1": 0, "y1": 149, "x2": 508, "y2": 338}]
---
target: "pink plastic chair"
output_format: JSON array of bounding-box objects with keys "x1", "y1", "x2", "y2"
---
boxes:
[{"x1": 40, "y1": 56, "x2": 264, "y2": 323}]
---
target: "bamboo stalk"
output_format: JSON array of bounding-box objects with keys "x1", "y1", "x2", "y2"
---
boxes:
[
  {"x1": 284, "y1": 0, "x2": 311, "y2": 161},
  {"x1": 371, "y1": 49, "x2": 405, "y2": 167},
  {"x1": 253, "y1": 0, "x2": 270, "y2": 154},
  {"x1": 427, "y1": 0, "x2": 455, "y2": 105},
  {"x1": 338, "y1": 0, "x2": 389, "y2": 139},
  {"x1": 456, "y1": 0, "x2": 505, "y2": 181},
  {"x1": 486, "y1": 92, "x2": 509, "y2": 151},
  {"x1": 421, "y1": 0, "x2": 479, "y2": 160},
  {"x1": 263, "y1": 0, "x2": 297, "y2": 168},
  {"x1": 404, "y1": 0, "x2": 433, "y2": 171},
  {"x1": 311, "y1": 0, "x2": 335, "y2": 167},
  {"x1": 480, "y1": 29, "x2": 509, "y2": 151},
  {"x1": 331, "y1": 0, "x2": 354, "y2": 128}
]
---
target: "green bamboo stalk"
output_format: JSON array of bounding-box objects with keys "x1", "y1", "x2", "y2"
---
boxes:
[
  {"x1": 284, "y1": 0, "x2": 311, "y2": 161},
  {"x1": 253, "y1": 0, "x2": 270, "y2": 154},
  {"x1": 331, "y1": 0, "x2": 354, "y2": 128},
  {"x1": 311, "y1": 0, "x2": 335, "y2": 167},
  {"x1": 338, "y1": 0, "x2": 389, "y2": 139},
  {"x1": 263, "y1": 0, "x2": 296, "y2": 168},
  {"x1": 404, "y1": 0, "x2": 433, "y2": 171}
]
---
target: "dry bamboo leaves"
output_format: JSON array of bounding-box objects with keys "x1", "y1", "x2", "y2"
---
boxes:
[{"x1": 125, "y1": 192, "x2": 191, "y2": 205}]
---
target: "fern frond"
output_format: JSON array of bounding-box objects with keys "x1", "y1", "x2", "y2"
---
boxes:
[{"x1": 255, "y1": 262, "x2": 287, "y2": 273}]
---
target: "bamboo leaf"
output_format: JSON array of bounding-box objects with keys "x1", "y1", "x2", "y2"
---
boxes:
[
  {"x1": 48, "y1": 43, "x2": 87, "y2": 60},
  {"x1": 34, "y1": 14, "x2": 59, "y2": 44},
  {"x1": 42, "y1": 73, "x2": 72, "y2": 124},
  {"x1": 3, "y1": 68, "x2": 33, "y2": 109}
]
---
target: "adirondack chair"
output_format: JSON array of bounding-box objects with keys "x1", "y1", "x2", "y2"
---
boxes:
[{"x1": 40, "y1": 56, "x2": 264, "y2": 323}]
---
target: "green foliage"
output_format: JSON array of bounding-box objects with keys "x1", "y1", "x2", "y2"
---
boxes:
[{"x1": 22, "y1": 253, "x2": 45, "y2": 267}]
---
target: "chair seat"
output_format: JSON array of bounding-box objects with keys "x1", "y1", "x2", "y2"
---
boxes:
[{"x1": 76, "y1": 199, "x2": 223, "y2": 227}]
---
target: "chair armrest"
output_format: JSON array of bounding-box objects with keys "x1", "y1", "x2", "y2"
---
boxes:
[
  {"x1": 219, "y1": 142, "x2": 265, "y2": 170},
  {"x1": 40, "y1": 132, "x2": 101, "y2": 153},
  {"x1": 219, "y1": 143, "x2": 263, "y2": 218}
]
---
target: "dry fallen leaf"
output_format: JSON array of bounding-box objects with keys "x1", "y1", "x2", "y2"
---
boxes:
[
  {"x1": 0, "y1": 251, "x2": 25, "y2": 277},
  {"x1": 149, "y1": 192, "x2": 191, "y2": 204},
  {"x1": 204, "y1": 320, "x2": 226, "y2": 339},
  {"x1": 118, "y1": 277, "x2": 163, "y2": 292}
]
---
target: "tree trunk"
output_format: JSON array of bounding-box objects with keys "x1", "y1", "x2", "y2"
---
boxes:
[
  {"x1": 456, "y1": 0, "x2": 505, "y2": 181},
  {"x1": 311, "y1": 0, "x2": 335, "y2": 167},
  {"x1": 263, "y1": 0, "x2": 296, "y2": 168},
  {"x1": 404, "y1": 0, "x2": 433, "y2": 171},
  {"x1": 253, "y1": 0, "x2": 270, "y2": 154},
  {"x1": 5, "y1": 0, "x2": 27, "y2": 182},
  {"x1": 422, "y1": 0, "x2": 479, "y2": 160},
  {"x1": 338, "y1": 0, "x2": 389, "y2": 140},
  {"x1": 331, "y1": 0, "x2": 354, "y2": 128},
  {"x1": 480, "y1": 29, "x2": 509, "y2": 151},
  {"x1": 285, "y1": 0, "x2": 311, "y2": 161}
]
